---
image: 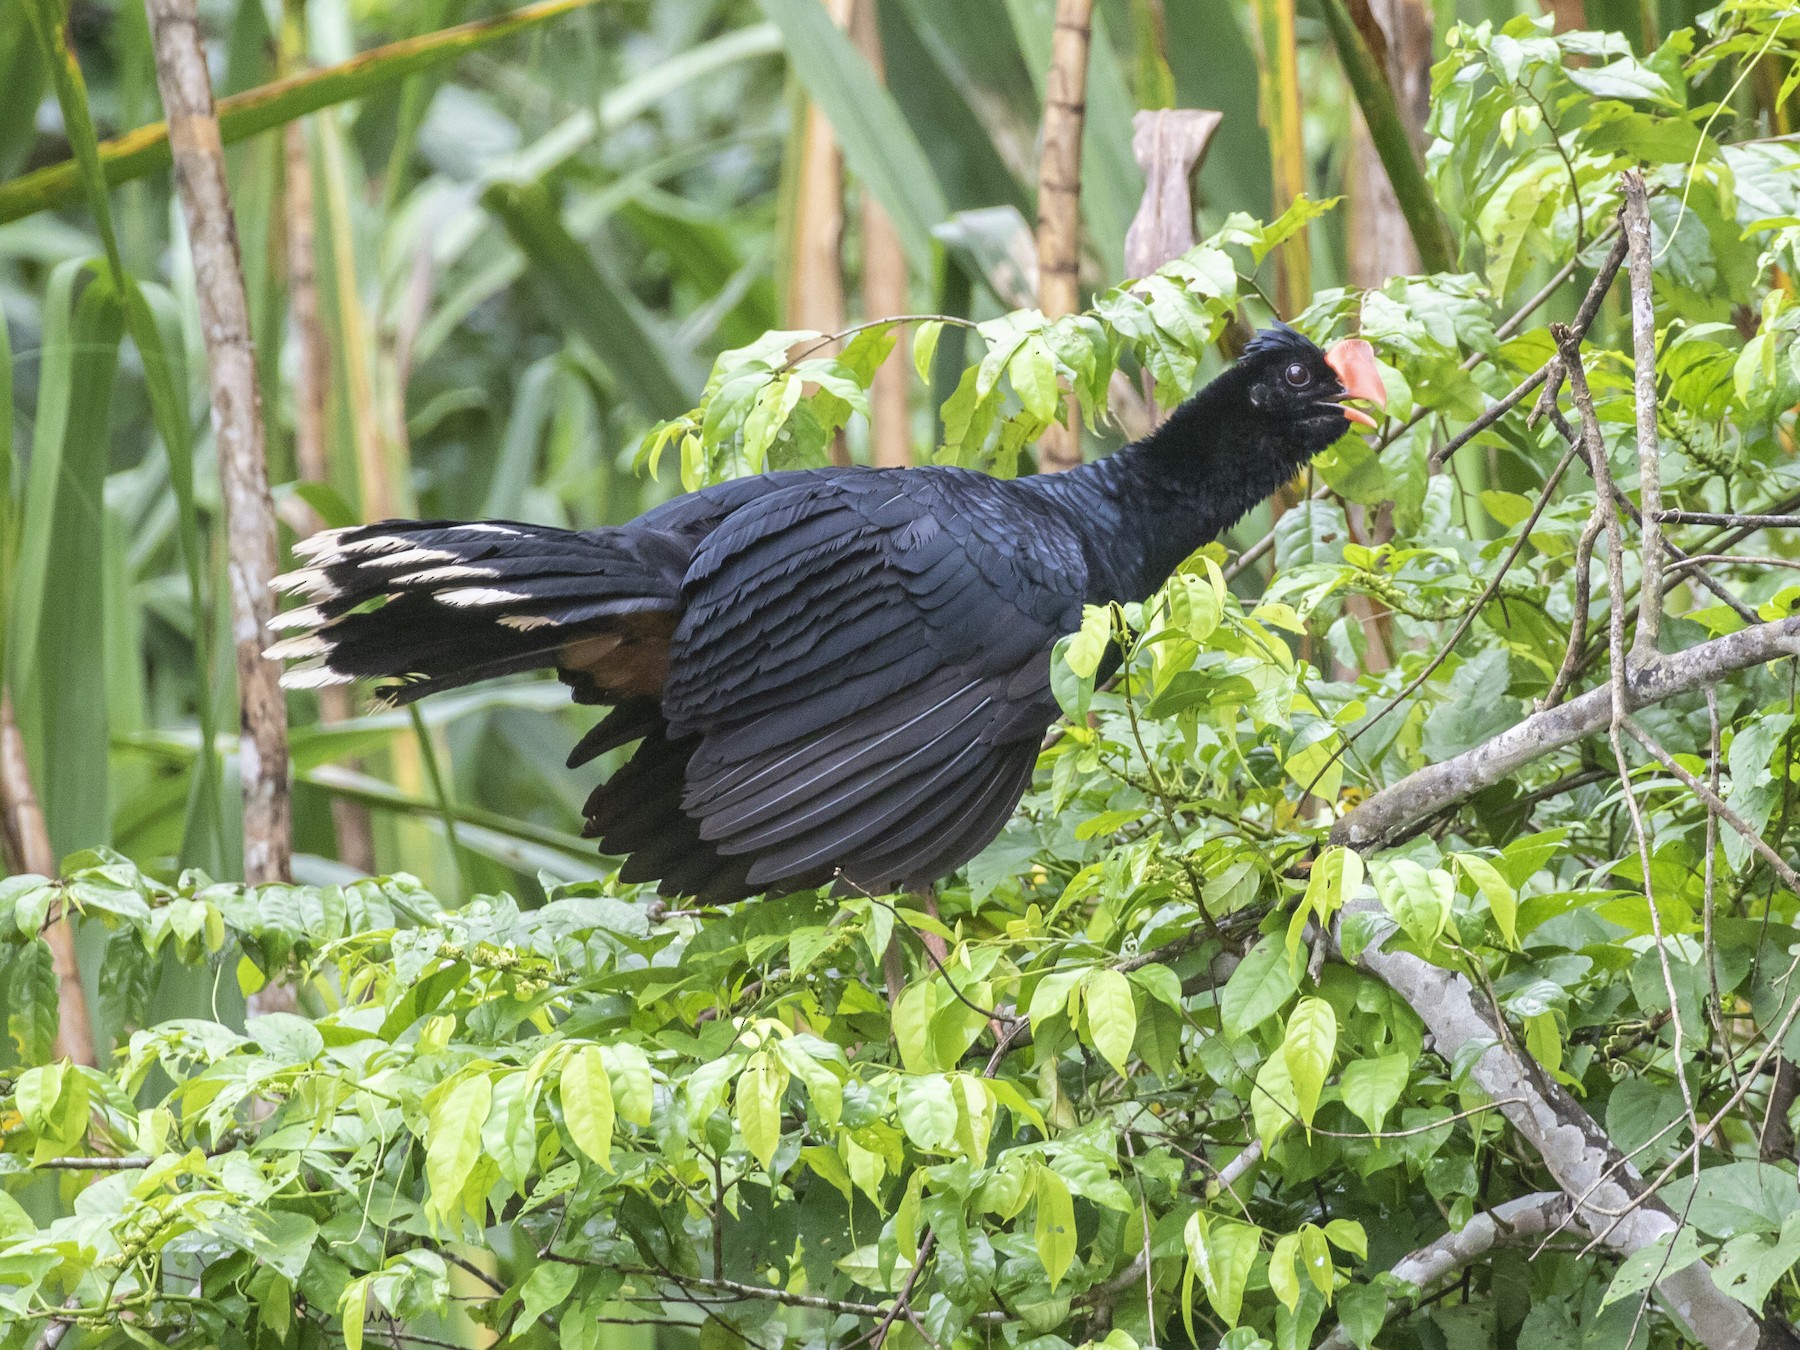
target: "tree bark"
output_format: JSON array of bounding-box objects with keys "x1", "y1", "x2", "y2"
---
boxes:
[
  {"x1": 0, "y1": 690, "x2": 94, "y2": 1065},
  {"x1": 1342, "y1": 903, "x2": 1761, "y2": 1350},
  {"x1": 851, "y1": 0, "x2": 912, "y2": 469},
  {"x1": 145, "y1": 0, "x2": 291, "y2": 889},
  {"x1": 785, "y1": 0, "x2": 853, "y2": 465},
  {"x1": 1034, "y1": 0, "x2": 1093, "y2": 473},
  {"x1": 1317, "y1": 1193, "x2": 1570, "y2": 1349},
  {"x1": 1333, "y1": 616, "x2": 1800, "y2": 849}
]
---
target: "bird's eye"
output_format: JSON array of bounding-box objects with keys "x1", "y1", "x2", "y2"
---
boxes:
[{"x1": 1284, "y1": 362, "x2": 1311, "y2": 388}]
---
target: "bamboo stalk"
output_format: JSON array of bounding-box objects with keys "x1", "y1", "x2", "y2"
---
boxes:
[
  {"x1": 1250, "y1": 0, "x2": 1310, "y2": 313},
  {"x1": 852, "y1": 0, "x2": 912, "y2": 469},
  {"x1": 0, "y1": 0, "x2": 604, "y2": 227},
  {"x1": 1035, "y1": 0, "x2": 1094, "y2": 474},
  {"x1": 784, "y1": 0, "x2": 854, "y2": 466},
  {"x1": 1315, "y1": 0, "x2": 1455, "y2": 275},
  {"x1": 144, "y1": 0, "x2": 292, "y2": 888},
  {"x1": 0, "y1": 690, "x2": 94, "y2": 1065},
  {"x1": 282, "y1": 2, "x2": 375, "y2": 876}
]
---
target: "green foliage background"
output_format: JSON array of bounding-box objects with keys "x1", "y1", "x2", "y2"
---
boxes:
[{"x1": 10, "y1": 2, "x2": 1800, "y2": 1350}]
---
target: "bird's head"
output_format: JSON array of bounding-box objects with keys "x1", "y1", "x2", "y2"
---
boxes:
[
  {"x1": 1235, "y1": 321, "x2": 1388, "y2": 454},
  {"x1": 1142, "y1": 323, "x2": 1388, "y2": 492}
]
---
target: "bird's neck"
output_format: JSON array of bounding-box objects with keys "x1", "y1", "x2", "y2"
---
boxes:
[{"x1": 1031, "y1": 381, "x2": 1311, "y2": 603}]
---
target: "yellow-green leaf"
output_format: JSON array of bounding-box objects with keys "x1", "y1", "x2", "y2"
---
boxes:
[
  {"x1": 1282, "y1": 997, "x2": 1337, "y2": 1129},
  {"x1": 426, "y1": 1073, "x2": 492, "y2": 1229},
  {"x1": 1034, "y1": 1164, "x2": 1076, "y2": 1290},
  {"x1": 1084, "y1": 968, "x2": 1137, "y2": 1077},
  {"x1": 736, "y1": 1055, "x2": 785, "y2": 1170},
  {"x1": 1268, "y1": 1232, "x2": 1301, "y2": 1312},
  {"x1": 561, "y1": 1046, "x2": 616, "y2": 1170},
  {"x1": 600, "y1": 1043, "x2": 655, "y2": 1127},
  {"x1": 1454, "y1": 853, "x2": 1518, "y2": 948}
]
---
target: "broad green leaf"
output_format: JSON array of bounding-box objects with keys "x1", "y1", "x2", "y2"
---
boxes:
[
  {"x1": 1602, "y1": 1226, "x2": 1712, "y2": 1308},
  {"x1": 601, "y1": 1043, "x2": 655, "y2": 1127},
  {"x1": 1251, "y1": 1050, "x2": 1300, "y2": 1151},
  {"x1": 426, "y1": 1073, "x2": 492, "y2": 1229},
  {"x1": 1454, "y1": 854, "x2": 1518, "y2": 948},
  {"x1": 1281, "y1": 998, "x2": 1336, "y2": 1128},
  {"x1": 1034, "y1": 1164, "x2": 1076, "y2": 1290},
  {"x1": 1220, "y1": 935, "x2": 1298, "y2": 1038},
  {"x1": 1064, "y1": 604, "x2": 1112, "y2": 680},
  {"x1": 517, "y1": 1261, "x2": 579, "y2": 1328},
  {"x1": 1185, "y1": 1211, "x2": 1259, "y2": 1327},
  {"x1": 1339, "y1": 1054, "x2": 1409, "y2": 1135},
  {"x1": 562, "y1": 1046, "x2": 616, "y2": 1170},
  {"x1": 1323, "y1": 1218, "x2": 1367, "y2": 1260},
  {"x1": 736, "y1": 1055, "x2": 785, "y2": 1170},
  {"x1": 897, "y1": 1074, "x2": 959, "y2": 1153},
  {"x1": 1298, "y1": 1223, "x2": 1333, "y2": 1300},
  {"x1": 1372, "y1": 859, "x2": 1453, "y2": 952},
  {"x1": 1084, "y1": 968, "x2": 1137, "y2": 1076},
  {"x1": 1268, "y1": 1232, "x2": 1301, "y2": 1312}
]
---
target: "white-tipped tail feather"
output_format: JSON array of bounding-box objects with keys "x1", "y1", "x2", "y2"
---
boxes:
[
  {"x1": 271, "y1": 566, "x2": 338, "y2": 599},
  {"x1": 267, "y1": 605, "x2": 325, "y2": 632},
  {"x1": 264, "y1": 634, "x2": 330, "y2": 662},
  {"x1": 280, "y1": 659, "x2": 354, "y2": 689},
  {"x1": 437, "y1": 586, "x2": 532, "y2": 608}
]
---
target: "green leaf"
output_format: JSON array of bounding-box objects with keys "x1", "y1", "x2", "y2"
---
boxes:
[
  {"x1": 1008, "y1": 333, "x2": 1059, "y2": 422},
  {"x1": 340, "y1": 1277, "x2": 369, "y2": 1350},
  {"x1": 1712, "y1": 1212, "x2": 1800, "y2": 1310},
  {"x1": 7, "y1": 937, "x2": 59, "y2": 1064},
  {"x1": 736, "y1": 1055, "x2": 785, "y2": 1170},
  {"x1": 1034, "y1": 1164, "x2": 1076, "y2": 1291},
  {"x1": 601, "y1": 1043, "x2": 655, "y2": 1128},
  {"x1": 1453, "y1": 854, "x2": 1517, "y2": 948},
  {"x1": 1251, "y1": 1050, "x2": 1300, "y2": 1150},
  {"x1": 1064, "y1": 604, "x2": 1112, "y2": 680},
  {"x1": 562, "y1": 1046, "x2": 617, "y2": 1171},
  {"x1": 1084, "y1": 969, "x2": 1137, "y2": 1077},
  {"x1": 1269, "y1": 1232, "x2": 1301, "y2": 1312},
  {"x1": 1323, "y1": 1218, "x2": 1367, "y2": 1261},
  {"x1": 1298, "y1": 1223, "x2": 1334, "y2": 1299},
  {"x1": 1602, "y1": 1226, "x2": 1712, "y2": 1308},
  {"x1": 1220, "y1": 935, "x2": 1299, "y2": 1038},
  {"x1": 897, "y1": 1074, "x2": 959, "y2": 1152},
  {"x1": 1335, "y1": 1282, "x2": 1388, "y2": 1349},
  {"x1": 1372, "y1": 859, "x2": 1453, "y2": 952},
  {"x1": 517, "y1": 1261, "x2": 579, "y2": 1329},
  {"x1": 1339, "y1": 1054, "x2": 1409, "y2": 1135},
  {"x1": 426, "y1": 1073, "x2": 492, "y2": 1230},
  {"x1": 913, "y1": 321, "x2": 944, "y2": 382},
  {"x1": 1281, "y1": 998, "x2": 1336, "y2": 1128},
  {"x1": 1185, "y1": 1211, "x2": 1259, "y2": 1327}
]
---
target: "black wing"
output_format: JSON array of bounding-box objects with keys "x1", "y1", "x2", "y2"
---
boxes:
[{"x1": 645, "y1": 468, "x2": 1085, "y2": 895}]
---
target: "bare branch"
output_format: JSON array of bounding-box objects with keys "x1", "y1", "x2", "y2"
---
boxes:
[
  {"x1": 1317, "y1": 1193, "x2": 1571, "y2": 1350},
  {"x1": 1659, "y1": 511, "x2": 1800, "y2": 529},
  {"x1": 1333, "y1": 617, "x2": 1800, "y2": 850},
  {"x1": 1339, "y1": 904, "x2": 1761, "y2": 1350}
]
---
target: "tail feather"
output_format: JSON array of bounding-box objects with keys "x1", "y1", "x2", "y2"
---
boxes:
[{"x1": 267, "y1": 519, "x2": 688, "y2": 705}]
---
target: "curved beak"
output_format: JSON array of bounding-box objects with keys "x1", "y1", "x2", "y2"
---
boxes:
[{"x1": 1325, "y1": 338, "x2": 1387, "y2": 428}]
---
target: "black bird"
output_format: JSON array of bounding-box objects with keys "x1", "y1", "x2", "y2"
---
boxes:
[{"x1": 269, "y1": 325, "x2": 1385, "y2": 903}]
